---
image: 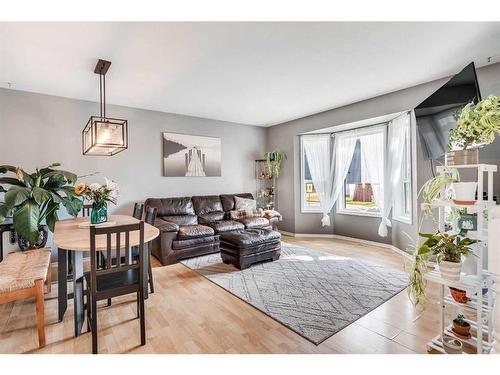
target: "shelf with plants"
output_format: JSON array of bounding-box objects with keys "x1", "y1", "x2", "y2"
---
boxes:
[{"x1": 255, "y1": 150, "x2": 286, "y2": 211}]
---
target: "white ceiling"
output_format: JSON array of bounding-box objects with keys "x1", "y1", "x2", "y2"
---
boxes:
[{"x1": 1, "y1": 22, "x2": 500, "y2": 126}]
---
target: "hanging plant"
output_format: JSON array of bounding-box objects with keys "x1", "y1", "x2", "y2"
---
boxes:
[{"x1": 264, "y1": 150, "x2": 286, "y2": 178}]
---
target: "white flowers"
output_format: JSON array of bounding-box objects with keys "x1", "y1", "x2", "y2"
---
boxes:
[
  {"x1": 74, "y1": 178, "x2": 120, "y2": 206},
  {"x1": 105, "y1": 177, "x2": 120, "y2": 205}
]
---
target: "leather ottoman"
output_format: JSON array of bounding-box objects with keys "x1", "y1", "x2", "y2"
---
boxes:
[{"x1": 220, "y1": 228, "x2": 281, "y2": 270}]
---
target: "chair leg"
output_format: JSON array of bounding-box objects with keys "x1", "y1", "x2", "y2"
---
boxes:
[
  {"x1": 148, "y1": 249, "x2": 154, "y2": 294},
  {"x1": 85, "y1": 289, "x2": 91, "y2": 333},
  {"x1": 91, "y1": 297, "x2": 98, "y2": 354},
  {"x1": 136, "y1": 292, "x2": 140, "y2": 318},
  {"x1": 107, "y1": 298, "x2": 111, "y2": 307},
  {"x1": 139, "y1": 289, "x2": 146, "y2": 346},
  {"x1": 34, "y1": 279, "x2": 46, "y2": 347},
  {"x1": 45, "y1": 264, "x2": 52, "y2": 294}
]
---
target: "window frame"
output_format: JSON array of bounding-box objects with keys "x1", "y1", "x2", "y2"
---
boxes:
[
  {"x1": 336, "y1": 124, "x2": 387, "y2": 218},
  {"x1": 300, "y1": 134, "x2": 330, "y2": 214},
  {"x1": 392, "y1": 117, "x2": 413, "y2": 225}
]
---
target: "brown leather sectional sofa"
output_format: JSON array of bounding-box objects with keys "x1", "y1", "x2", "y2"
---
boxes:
[{"x1": 144, "y1": 193, "x2": 279, "y2": 265}]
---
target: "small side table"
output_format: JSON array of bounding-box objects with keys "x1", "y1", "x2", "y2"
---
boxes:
[{"x1": 0, "y1": 218, "x2": 15, "y2": 263}]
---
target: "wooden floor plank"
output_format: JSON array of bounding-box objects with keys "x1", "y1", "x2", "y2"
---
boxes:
[{"x1": 0, "y1": 235, "x2": 443, "y2": 354}]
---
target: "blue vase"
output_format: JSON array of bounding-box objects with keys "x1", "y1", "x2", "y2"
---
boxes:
[{"x1": 91, "y1": 202, "x2": 108, "y2": 224}]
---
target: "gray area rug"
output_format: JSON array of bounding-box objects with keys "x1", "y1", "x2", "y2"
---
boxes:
[{"x1": 181, "y1": 242, "x2": 407, "y2": 345}]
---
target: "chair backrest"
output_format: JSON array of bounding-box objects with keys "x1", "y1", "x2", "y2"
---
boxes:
[
  {"x1": 82, "y1": 204, "x2": 93, "y2": 217},
  {"x1": 133, "y1": 203, "x2": 145, "y2": 220},
  {"x1": 144, "y1": 207, "x2": 157, "y2": 226},
  {"x1": 89, "y1": 222, "x2": 145, "y2": 293}
]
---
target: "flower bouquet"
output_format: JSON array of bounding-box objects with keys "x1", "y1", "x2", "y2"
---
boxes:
[{"x1": 74, "y1": 178, "x2": 120, "y2": 224}]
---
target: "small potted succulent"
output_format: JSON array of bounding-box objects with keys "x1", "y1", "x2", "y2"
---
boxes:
[
  {"x1": 447, "y1": 95, "x2": 500, "y2": 165},
  {"x1": 452, "y1": 314, "x2": 471, "y2": 338}
]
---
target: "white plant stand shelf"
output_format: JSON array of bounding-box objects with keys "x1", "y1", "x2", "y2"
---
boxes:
[{"x1": 423, "y1": 164, "x2": 497, "y2": 354}]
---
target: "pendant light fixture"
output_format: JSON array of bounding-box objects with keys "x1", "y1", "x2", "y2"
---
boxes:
[{"x1": 82, "y1": 59, "x2": 128, "y2": 156}]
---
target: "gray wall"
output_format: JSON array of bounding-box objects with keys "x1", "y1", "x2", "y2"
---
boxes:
[
  {"x1": 267, "y1": 62, "x2": 500, "y2": 252},
  {"x1": 0, "y1": 88, "x2": 266, "y2": 254}
]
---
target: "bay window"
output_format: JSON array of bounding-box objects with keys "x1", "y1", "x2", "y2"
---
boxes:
[
  {"x1": 337, "y1": 125, "x2": 386, "y2": 217},
  {"x1": 393, "y1": 118, "x2": 412, "y2": 223}
]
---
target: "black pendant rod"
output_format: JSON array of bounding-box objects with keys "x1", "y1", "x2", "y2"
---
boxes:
[{"x1": 94, "y1": 59, "x2": 111, "y2": 119}]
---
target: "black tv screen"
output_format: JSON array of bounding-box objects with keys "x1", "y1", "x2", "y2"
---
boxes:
[{"x1": 415, "y1": 63, "x2": 481, "y2": 160}]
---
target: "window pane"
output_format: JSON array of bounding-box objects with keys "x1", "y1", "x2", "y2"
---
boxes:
[
  {"x1": 342, "y1": 133, "x2": 383, "y2": 214},
  {"x1": 303, "y1": 152, "x2": 321, "y2": 210}
]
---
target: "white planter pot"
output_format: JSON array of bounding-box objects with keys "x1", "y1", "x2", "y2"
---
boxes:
[
  {"x1": 439, "y1": 260, "x2": 462, "y2": 281},
  {"x1": 451, "y1": 182, "x2": 477, "y2": 204}
]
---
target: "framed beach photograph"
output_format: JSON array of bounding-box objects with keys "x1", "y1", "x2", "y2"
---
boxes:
[{"x1": 162, "y1": 132, "x2": 222, "y2": 177}]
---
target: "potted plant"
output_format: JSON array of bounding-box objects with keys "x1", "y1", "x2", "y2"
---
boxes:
[
  {"x1": 74, "y1": 178, "x2": 119, "y2": 224},
  {"x1": 421, "y1": 232, "x2": 476, "y2": 280},
  {"x1": 0, "y1": 163, "x2": 83, "y2": 249},
  {"x1": 447, "y1": 95, "x2": 500, "y2": 165},
  {"x1": 264, "y1": 150, "x2": 286, "y2": 178},
  {"x1": 419, "y1": 167, "x2": 459, "y2": 205},
  {"x1": 452, "y1": 314, "x2": 471, "y2": 337},
  {"x1": 451, "y1": 181, "x2": 477, "y2": 205},
  {"x1": 407, "y1": 232, "x2": 476, "y2": 307}
]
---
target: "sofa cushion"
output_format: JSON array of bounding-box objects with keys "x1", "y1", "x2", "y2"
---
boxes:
[
  {"x1": 238, "y1": 217, "x2": 270, "y2": 229},
  {"x1": 155, "y1": 218, "x2": 179, "y2": 232},
  {"x1": 220, "y1": 228, "x2": 281, "y2": 249},
  {"x1": 198, "y1": 211, "x2": 225, "y2": 224},
  {"x1": 207, "y1": 220, "x2": 245, "y2": 234},
  {"x1": 177, "y1": 224, "x2": 215, "y2": 240},
  {"x1": 172, "y1": 236, "x2": 216, "y2": 250},
  {"x1": 192, "y1": 195, "x2": 224, "y2": 215},
  {"x1": 163, "y1": 214, "x2": 198, "y2": 226},
  {"x1": 220, "y1": 193, "x2": 254, "y2": 213},
  {"x1": 145, "y1": 197, "x2": 195, "y2": 216}
]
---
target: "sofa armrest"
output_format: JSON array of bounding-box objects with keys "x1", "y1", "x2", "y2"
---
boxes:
[
  {"x1": 155, "y1": 218, "x2": 180, "y2": 232},
  {"x1": 262, "y1": 209, "x2": 282, "y2": 221}
]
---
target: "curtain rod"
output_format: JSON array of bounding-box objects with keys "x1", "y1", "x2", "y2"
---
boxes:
[{"x1": 298, "y1": 110, "x2": 411, "y2": 137}]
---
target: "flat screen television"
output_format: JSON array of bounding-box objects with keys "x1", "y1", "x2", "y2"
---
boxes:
[{"x1": 415, "y1": 62, "x2": 481, "y2": 160}]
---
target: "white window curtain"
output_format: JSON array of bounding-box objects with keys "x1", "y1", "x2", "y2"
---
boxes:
[
  {"x1": 378, "y1": 112, "x2": 411, "y2": 237},
  {"x1": 329, "y1": 131, "x2": 358, "y2": 225},
  {"x1": 303, "y1": 135, "x2": 334, "y2": 226},
  {"x1": 360, "y1": 130, "x2": 385, "y2": 211}
]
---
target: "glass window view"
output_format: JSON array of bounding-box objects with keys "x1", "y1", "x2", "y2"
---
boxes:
[
  {"x1": 395, "y1": 123, "x2": 412, "y2": 221},
  {"x1": 342, "y1": 129, "x2": 385, "y2": 215},
  {"x1": 303, "y1": 150, "x2": 321, "y2": 211}
]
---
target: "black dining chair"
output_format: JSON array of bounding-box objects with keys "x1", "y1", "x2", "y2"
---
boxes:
[
  {"x1": 84, "y1": 222, "x2": 146, "y2": 354},
  {"x1": 133, "y1": 203, "x2": 144, "y2": 220},
  {"x1": 102, "y1": 205, "x2": 156, "y2": 306},
  {"x1": 143, "y1": 206, "x2": 157, "y2": 294},
  {"x1": 81, "y1": 203, "x2": 93, "y2": 217}
]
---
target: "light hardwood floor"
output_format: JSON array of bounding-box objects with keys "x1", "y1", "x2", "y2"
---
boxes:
[{"x1": 0, "y1": 236, "x2": 444, "y2": 354}]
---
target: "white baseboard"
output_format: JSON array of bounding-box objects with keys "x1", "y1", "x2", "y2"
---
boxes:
[{"x1": 279, "y1": 230, "x2": 412, "y2": 260}]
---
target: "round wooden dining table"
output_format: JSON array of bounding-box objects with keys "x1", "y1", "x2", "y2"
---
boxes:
[{"x1": 53, "y1": 215, "x2": 159, "y2": 337}]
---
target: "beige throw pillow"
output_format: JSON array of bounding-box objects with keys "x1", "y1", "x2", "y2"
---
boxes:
[{"x1": 234, "y1": 196, "x2": 256, "y2": 211}]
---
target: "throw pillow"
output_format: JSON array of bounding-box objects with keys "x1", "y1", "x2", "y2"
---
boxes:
[
  {"x1": 230, "y1": 208, "x2": 263, "y2": 220},
  {"x1": 234, "y1": 196, "x2": 256, "y2": 210}
]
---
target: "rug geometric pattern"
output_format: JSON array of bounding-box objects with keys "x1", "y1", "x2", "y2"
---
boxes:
[{"x1": 181, "y1": 242, "x2": 408, "y2": 344}]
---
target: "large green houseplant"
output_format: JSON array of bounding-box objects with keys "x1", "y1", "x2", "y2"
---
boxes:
[{"x1": 0, "y1": 163, "x2": 83, "y2": 248}]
